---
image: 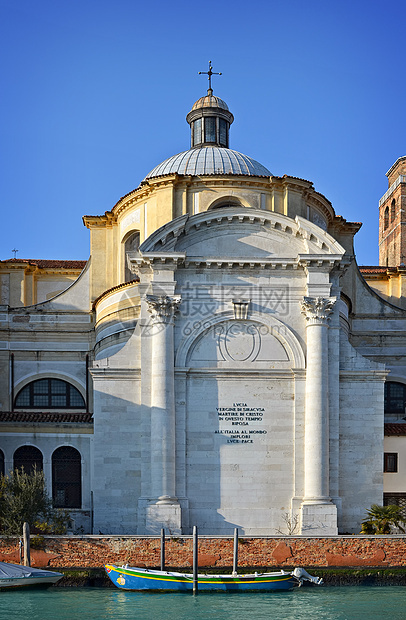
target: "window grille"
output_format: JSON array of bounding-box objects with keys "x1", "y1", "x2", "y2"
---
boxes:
[
  {"x1": 204, "y1": 117, "x2": 216, "y2": 143},
  {"x1": 52, "y1": 446, "x2": 81, "y2": 508},
  {"x1": 384, "y1": 493, "x2": 406, "y2": 520},
  {"x1": 219, "y1": 118, "x2": 228, "y2": 146},
  {"x1": 193, "y1": 118, "x2": 202, "y2": 146},
  {"x1": 385, "y1": 382, "x2": 406, "y2": 414},
  {"x1": 13, "y1": 446, "x2": 43, "y2": 474},
  {"x1": 15, "y1": 379, "x2": 85, "y2": 409}
]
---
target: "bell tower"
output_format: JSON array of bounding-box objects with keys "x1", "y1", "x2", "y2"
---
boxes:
[{"x1": 379, "y1": 156, "x2": 406, "y2": 266}]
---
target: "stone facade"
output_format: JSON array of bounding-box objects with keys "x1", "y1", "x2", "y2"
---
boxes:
[{"x1": 1, "y1": 89, "x2": 406, "y2": 537}]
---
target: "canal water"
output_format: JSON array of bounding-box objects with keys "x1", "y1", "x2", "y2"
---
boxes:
[{"x1": 2, "y1": 586, "x2": 406, "y2": 620}]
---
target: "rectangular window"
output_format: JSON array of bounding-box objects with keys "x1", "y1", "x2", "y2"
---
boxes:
[
  {"x1": 384, "y1": 452, "x2": 398, "y2": 473},
  {"x1": 193, "y1": 119, "x2": 202, "y2": 146},
  {"x1": 385, "y1": 382, "x2": 406, "y2": 413},
  {"x1": 204, "y1": 117, "x2": 216, "y2": 143},
  {"x1": 219, "y1": 119, "x2": 227, "y2": 146}
]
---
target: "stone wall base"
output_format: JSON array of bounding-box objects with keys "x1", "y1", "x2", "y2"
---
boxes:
[
  {"x1": 144, "y1": 501, "x2": 182, "y2": 535},
  {"x1": 300, "y1": 503, "x2": 338, "y2": 535}
]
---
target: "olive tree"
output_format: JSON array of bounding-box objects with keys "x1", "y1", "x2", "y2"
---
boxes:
[{"x1": 0, "y1": 467, "x2": 69, "y2": 535}]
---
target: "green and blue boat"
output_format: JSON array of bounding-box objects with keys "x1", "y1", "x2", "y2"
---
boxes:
[{"x1": 105, "y1": 564, "x2": 321, "y2": 592}]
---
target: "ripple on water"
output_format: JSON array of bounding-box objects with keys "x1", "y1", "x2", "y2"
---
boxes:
[{"x1": 2, "y1": 586, "x2": 406, "y2": 620}]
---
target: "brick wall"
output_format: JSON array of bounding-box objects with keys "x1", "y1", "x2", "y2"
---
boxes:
[
  {"x1": 2, "y1": 536, "x2": 406, "y2": 569},
  {"x1": 379, "y1": 179, "x2": 406, "y2": 267}
]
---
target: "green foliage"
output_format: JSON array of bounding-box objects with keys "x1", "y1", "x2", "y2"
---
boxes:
[
  {"x1": 361, "y1": 504, "x2": 406, "y2": 535},
  {"x1": 0, "y1": 467, "x2": 70, "y2": 535}
]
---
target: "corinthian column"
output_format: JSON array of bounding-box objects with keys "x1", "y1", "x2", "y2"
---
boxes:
[
  {"x1": 301, "y1": 296, "x2": 335, "y2": 500},
  {"x1": 146, "y1": 294, "x2": 181, "y2": 504},
  {"x1": 300, "y1": 296, "x2": 338, "y2": 534}
]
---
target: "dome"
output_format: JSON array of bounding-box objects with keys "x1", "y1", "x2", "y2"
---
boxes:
[
  {"x1": 191, "y1": 94, "x2": 230, "y2": 112},
  {"x1": 145, "y1": 146, "x2": 271, "y2": 179}
]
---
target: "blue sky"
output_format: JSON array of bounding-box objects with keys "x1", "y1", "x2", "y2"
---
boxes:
[{"x1": 1, "y1": 0, "x2": 405, "y2": 265}]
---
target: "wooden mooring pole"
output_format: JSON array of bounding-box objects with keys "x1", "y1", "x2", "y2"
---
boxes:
[
  {"x1": 160, "y1": 528, "x2": 165, "y2": 571},
  {"x1": 233, "y1": 528, "x2": 238, "y2": 575},
  {"x1": 193, "y1": 525, "x2": 198, "y2": 595},
  {"x1": 23, "y1": 522, "x2": 30, "y2": 567}
]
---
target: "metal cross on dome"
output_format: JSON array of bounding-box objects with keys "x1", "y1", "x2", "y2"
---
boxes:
[{"x1": 198, "y1": 61, "x2": 222, "y2": 92}]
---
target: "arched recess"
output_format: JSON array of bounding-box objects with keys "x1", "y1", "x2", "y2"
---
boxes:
[
  {"x1": 391, "y1": 199, "x2": 396, "y2": 222},
  {"x1": 175, "y1": 310, "x2": 305, "y2": 369},
  {"x1": 207, "y1": 196, "x2": 248, "y2": 210},
  {"x1": 122, "y1": 230, "x2": 140, "y2": 282},
  {"x1": 52, "y1": 446, "x2": 82, "y2": 508},
  {"x1": 14, "y1": 445, "x2": 43, "y2": 474},
  {"x1": 384, "y1": 206, "x2": 389, "y2": 230},
  {"x1": 14, "y1": 378, "x2": 85, "y2": 409}
]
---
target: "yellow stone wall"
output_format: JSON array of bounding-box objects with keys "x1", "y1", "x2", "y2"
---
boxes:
[{"x1": 83, "y1": 173, "x2": 337, "y2": 303}]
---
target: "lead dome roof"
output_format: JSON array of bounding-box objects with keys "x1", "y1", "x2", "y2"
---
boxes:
[
  {"x1": 190, "y1": 94, "x2": 230, "y2": 112},
  {"x1": 144, "y1": 89, "x2": 271, "y2": 180},
  {"x1": 145, "y1": 147, "x2": 271, "y2": 179}
]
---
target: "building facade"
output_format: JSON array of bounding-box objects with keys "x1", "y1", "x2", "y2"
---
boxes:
[{"x1": 1, "y1": 89, "x2": 406, "y2": 536}]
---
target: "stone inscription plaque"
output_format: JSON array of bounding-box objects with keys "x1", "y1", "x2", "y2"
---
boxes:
[{"x1": 214, "y1": 403, "x2": 267, "y2": 444}]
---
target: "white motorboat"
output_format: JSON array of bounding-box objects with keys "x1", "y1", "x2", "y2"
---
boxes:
[{"x1": 0, "y1": 561, "x2": 63, "y2": 589}]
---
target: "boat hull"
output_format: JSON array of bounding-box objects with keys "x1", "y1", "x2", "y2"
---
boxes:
[
  {"x1": 105, "y1": 564, "x2": 298, "y2": 592},
  {"x1": 0, "y1": 562, "x2": 63, "y2": 589}
]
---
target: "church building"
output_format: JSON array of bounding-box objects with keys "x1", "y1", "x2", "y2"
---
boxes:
[{"x1": 1, "y1": 74, "x2": 406, "y2": 536}]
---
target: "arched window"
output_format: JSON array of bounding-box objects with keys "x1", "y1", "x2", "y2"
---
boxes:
[
  {"x1": 124, "y1": 231, "x2": 140, "y2": 282},
  {"x1": 14, "y1": 446, "x2": 43, "y2": 474},
  {"x1": 0, "y1": 449, "x2": 4, "y2": 477},
  {"x1": 385, "y1": 382, "x2": 406, "y2": 415},
  {"x1": 52, "y1": 447, "x2": 81, "y2": 508},
  {"x1": 208, "y1": 198, "x2": 243, "y2": 210},
  {"x1": 15, "y1": 379, "x2": 85, "y2": 409},
  {"x1": 391, "y1": 198, "x2": 396, "y2": 222},
  {"x1": 384, "y1": 206, "x2": 389, "y2": 230}
]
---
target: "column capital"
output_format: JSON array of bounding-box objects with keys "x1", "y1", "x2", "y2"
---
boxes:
[
  {"x1": 301, "y1": 296, "x2": 336, "y2": 325},
  {"x1": 146, "y1": 294, "x2": 181, "y2": 324}
]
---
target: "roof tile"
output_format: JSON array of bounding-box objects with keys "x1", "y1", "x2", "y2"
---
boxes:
[
  {"x1": 385, "y1": 423, "x2": 406, "y2": 436},
  {"x1": 0, "y1": 412, "x2": 93, "y2": 424}
]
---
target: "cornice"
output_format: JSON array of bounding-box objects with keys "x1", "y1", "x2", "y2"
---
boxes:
[
  {"x1": 0, "y1": 262, "x2": 86, "y2": 275},
  {"x1": 90, "y1": 367, "x2": 141, "y2": 379},
  {"x1": 87, "y1": 172, "x2": 342, "y2": 228},
  {"x1": 92, "y1": 279, "x2": 140, "y2": 311},
  {"x1": 330, "y1": 215, "x2": 362, "y2": 236},
  {"x1": 82, "y1": 211, "x2": 117, "y2": 229},
  {"x1": 131, "y1": 254, "x2": 344, "y2": 273},
  {"x1": 112, "y1": 174, "x2": 278, "y2": 220}
]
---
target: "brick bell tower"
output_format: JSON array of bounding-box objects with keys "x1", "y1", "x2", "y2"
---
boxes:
[{"x1": 379, "y1": 156, "x2": 406, "y2": 266}]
